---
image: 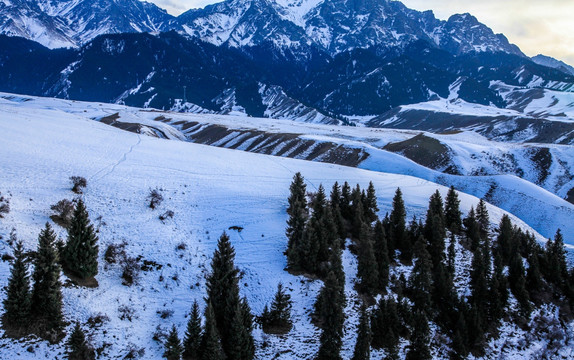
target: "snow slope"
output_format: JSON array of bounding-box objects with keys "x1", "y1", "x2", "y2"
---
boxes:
[{"x1": 0, "y1": 93, "x2": 571, "y2": 358}]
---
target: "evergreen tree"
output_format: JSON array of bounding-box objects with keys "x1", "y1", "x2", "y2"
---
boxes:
[
  {"x1": 526, "y1": 248, "x2": 543, "y2": 299},
  {"x1": 228, "y1": 300, "x2": 253, "y2": 360},
  {"x1": 330, "y1": 182, "x2": 346, "y2": 241},
  {"x1": 463, "y1": 207, "x2": 481, "y2": 251},
  {"x1": 31, "y1": 223, "x2": 64, "y2": 332},
  {"x1": 408, "y1": 236, "x2": 433, "y2": 314},
  {"x1": 67, "y1": 323, "x2": 95, "y2": 360},
  {"x1": 262, "y1": 283, "x2": 293, "y2": 334},
  {"x1": 496, "y1": 215, "x2": 514, "y2": 265},
  {"x1": 488, "y1": 252, "x2": 508, "y2": 323},
  {"x1": 62, "y1": 199, "x2": 99, "y2": 279},
  {"x1": 424, "y1": 190, "x2": 446, "y2": 268},
  {"x1": 205, "y1": 232, "x2": 253, "y2": 359},
  {"x1": 316, "y1": 271, "x2": 345, "y2": 360},
  {"x1": 183, "y1": 301, "x2": 202, "y2": 360},
  {"x1": 447, "y1": 234, "x2": 456, "y2": 276},
  {"x1": 340, "y1": 182, "x2": 352, "y2": 220},
  {"x1": 357, "y1": 222, "x2": 379, "y2": 295},
  {"x1": 475, "y1": 199, "x2": 490, "y2": 239},
  {"x1": 3, "y1": 240, "x2": 31, "y2": 326},
  {"x1": 200, "y1": 302, "x2": 224, "y2": 360},
  {"x1": 164, "y1": 325, "x2": 183, "y2": 360},
  {"x1": 444, "y1": 186, "x2": 462, "y2": 234},
  {"x1": 364, "y1": 182, "x2": 379, "y2": 224},
  {"x1": 389, "y1": 188, "x2": 406, "y2": 255},
  {"x1": 286, "y1": 174, "x2": 308, "y2": 271},
  {"x1": 406, "y1": 310, "x2": 432, "y2": 360},
  {"x1": 352, "y1": 304, "x2": 371, "y2": 360},
  {"x1": 545, "y1": 229, "x2": 568, "y2": 287},
  {"x1": 371, "y1": 297, "x2": 400, "y2": 351},
  {"x1": 508, "y1": 254, "x2": 531, "y2": 316},
  {"x1": 450, "y1": 312, "x2": 467, "y2": 360},
  {"x1": 373, "y1": 220, "x2": 390, "y2": 292}
]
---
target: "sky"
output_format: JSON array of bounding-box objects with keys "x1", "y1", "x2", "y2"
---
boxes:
[{"x1": 149, "y1": 0, "x2": 574, "y2": 65}]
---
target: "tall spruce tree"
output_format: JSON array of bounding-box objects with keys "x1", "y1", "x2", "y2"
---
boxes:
[
  {"x1": 496, "y1": 215, "x2": 514, "y2": 265},
  {"x1": 475, "y1": 199, "x2": 490, "y2": 239},
  {"x1": 389, "y1": 188, "x2": 406, "y2": 255},
  {"x1": 316, "y1": 271, "x2": 345, "y2": 360},
  {"x1": 183, "y1": 301, "x2": 202, "y2": 360},
  {"x1": 373, "y1": 220, "x2": 390, "y2": 292},
  {"x1": 201, "y1": 302, "x2": 224, "y2": 360},
  {"x1": 371, "y1": 297, "x2": 400, "y2": 351},
  {"x1": 286, "y1": 173, "x2": 308, "y2": 271},
  {"x1": 463, "y1": 207, "x2": 481, "y2": 251},
  {"x1": 330, "y1": 182, "x2": 346, "y2": 241},
  {"x1": 31, "y1": 223, "x2": 64, "y2": 332},
  {"x1": 545, "y1": 229, "x2": 568, "y2": 287},
  {"x1": 239, "y1": 298, "x2": 255, "y2": 360},
  {"x1": 444, "y1": 186, "x2": 462, "y2": 233},
  {"x1": 488, "y1": 252, "x2": 508, "y2": 323},
  {"x1": 164, "y1": 325, "x2": 183, "y2": 360},
  {"x1": 406, "y1": 310, "x2": 432, "y2": 360},
  {"x1": 62, "y1": 199, "x2": 99, "y2": 279},
  {"x1": 508, "y1": 253, "x2": 531, "y2": 316},
  {"x1": 408, "y1": 236, "x2": 433, "y2": 314},
  {"x1": 205, "y1": 232, "x2": 253, "y2": 359},
  {"x1": 352, "y1": 304, "x2": 371, "y2": 360},
  {"x1": 357, "y1": 222, "x2": 379, "y2": 295},
  {"x1": 262, "y1": 283, "x2": 292, "y2": 334},
  {"x1": 340, "y1": 182, "x2": 352, "y2": 220},
  {"x1": 3, "y1": 240, "x2": 31, "y2": 326},
  {"x1": 424, "y1": 190, "x2": 446, "y2": 268},
  {"x1": 364, "y1": 182, "x2": 379, "y2": 224},
  {"x1": 67, "y1": 323, "x2": 95, "y2": 360}
]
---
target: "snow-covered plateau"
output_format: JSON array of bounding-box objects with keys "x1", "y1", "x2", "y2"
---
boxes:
[{"x1": 0, "y1": 93, "x2": 574, "y2": 358}]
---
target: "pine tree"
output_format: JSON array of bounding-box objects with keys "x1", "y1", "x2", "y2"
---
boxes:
[
  {"x1": 475, "y1": 199, "x2": 490, "y2": 239},
  {"x1": 389, "y1": 188, "x2": 406, "y2": 255},
  {"x1": 239, "y1": 298, "x2": 255, "y2": 360},
  {"x1": 508, "y1": 253, "x2": 531, "y2": 316},
  {"x1": 352, "y1": 304, "x2": 371, "y2": 360},
  {"x1": 62, "y1": 199, "x2": 99, "y2": 280},
  {"x1": 496, "y1": 214, "x2": 514, "y2": 265},
  {"x1": 340, "y1": 182, "x2": 352, "y2": 220},
  {"x1": 228, "y1": 300, "x2": 252, "y2": 360},
  {"x1": 488, "y1": 252, "x2": 508, "y2": 323},
  {"x1": 205, "y1": 232, "x2": 251, "y2": 359},
  {"x1": 263, "y1": 283, "x2": 292, "y2": 334},
  {"x1": 357, "y1": 222, "x2": 379, "y2": 295},
  {"x1": 316, "y1": 271, "x2": 345, "y2": 360},
  {"x1": 408, "y1": 236, "x2": 433, "y2": 314},
  {"x1": 286, "y1": 174, "x2": 308, "y2": 271},
  {"x1": 463, "y1": 207, "x2": 481, "y2": 251},
  {"x1": 364, "y1": 182, "x2": 379, "y2": 224},
  {"x1": 373, "y1": 220, "x2": 389, "y2": 292},
  {"x1": 545, "y1": 229, "x2": 568, "y2": 287},
  {"x1": 450, "y1": 312, "x2": 467, "y2": 360},
  {"x1": 67, "y1": 323, "x2": 95, "y2": 360},
  {"x1": 31, "y1": 223, "x2": 64, "y2": 332},
  {"x1": 424, "y1": 190, "x2": 446, "y2": 268},
  {"x1": 183, "y1": 301, "x2": 202, "y2": 360},
  {"x1": 447, "y1": 234, "x2": 456, "y2": 276},
  {"x1": 444, "y1": 186, "x2": 462, "y2": 234},
  {"x1": 3, "y1": 240, "x2": 31, "y2": 326},
  {"x1": 371, "y1": 297, "x2": 400, "y2": 351},
  {"x1": 201, "y1": 302, "x2": 224, "y2": 360},
  {"x1": 406, "y1": 310, "x2": 432, "y2": 360},
  {"x1": 330, "y1": 182, "x2": 346, "y2": 241},
  {"x1": 164, "y1": 325, "x2": 183, "y2": 360}
]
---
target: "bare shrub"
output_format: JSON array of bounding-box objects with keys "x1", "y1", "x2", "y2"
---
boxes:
[
  {"x1": 50, "y1": 199, "x2": 75, "y2": 228},
  {"x1": 0, "y1": 192, "x2": 10, "y2": 218},
  {"x1": 121, "y1": 256, "x2": 140, "y2": 286},
  {"x1": 157, "y1": 309, "x2": 174, "y2": 319},
  {"x1": 70, "y1": 176, "x2": 87, "y2": 194},
  {"x1": 176, "y1": 242, "x2": 186, "y2": 251},
  {"x1": 159, "y1": 210, "x2": 174, "y2": 222},
  {"x1": 147, "y1": 188, "x2": 163, "y2": 209},
  {"x1": 123, "y1": 344, "x2": 145, "y2": 358},
  {"x1": 104, "y1": 242, "x2": 127, "y2": 264},
  {"x1": 87, "y1": 313, "x2": 110, "y2": 328},
  {"x1": 118, "y1": 305, "x2": 136, "y2": 321}
]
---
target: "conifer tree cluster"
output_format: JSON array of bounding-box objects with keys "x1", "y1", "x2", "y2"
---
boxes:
[{"x1": 2, "y1": 223, "x2": 64, "y2": 341}]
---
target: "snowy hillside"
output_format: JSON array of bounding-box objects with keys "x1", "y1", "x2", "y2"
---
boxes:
[{"x1": 1, "y1": 92, "x2": 574, "y2": 359}]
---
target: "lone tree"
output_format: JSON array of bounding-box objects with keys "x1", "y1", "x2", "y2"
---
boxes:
[
  {"x1": 31, "y1": 223, "x2": 64, "y2": 334},
  {"x1": 261, "y1": 283, "x2": 293, "y2": 334},
  {"x1": 183, "y1": 301, "x2": 202, "y2": 360},
  {"x1": 164, "y1": 325, "x2": 183, "y2": 360},
  {"x1": 3, "y1": 240, "x2": 31, "y2": 327},
  {"x1": 67, "y1": 323, "x2": 95, "y2": 360},
  {"x1": 62, "y1": 199, "x2": 99, "y2": 280}
]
